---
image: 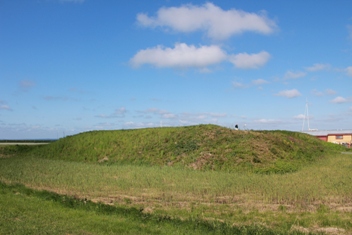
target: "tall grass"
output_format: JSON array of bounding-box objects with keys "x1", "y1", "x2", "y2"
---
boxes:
[
  {"x1": 1, "y1": 182, "x2": 313, "y2": 235},
  {"x1": 1, "y1": 153, "x2": 352, "y2": 210}
]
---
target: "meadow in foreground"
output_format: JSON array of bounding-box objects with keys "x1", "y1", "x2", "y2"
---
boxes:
[
  {"x1": 1, "y1": 153, "x2": 352, "y2": 234},
  {"x1": 0, "y1": 125, "x2": 351, "y2": 234}
]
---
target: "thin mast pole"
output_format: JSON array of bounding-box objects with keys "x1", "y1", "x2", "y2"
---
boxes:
[{"x1": 307, "y1": 101, "x2": 310, "y2": 131}]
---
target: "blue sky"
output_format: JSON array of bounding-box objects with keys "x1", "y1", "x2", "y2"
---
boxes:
[{"x1": 1, "y1": 0, "x2": 352, "y2": 139}]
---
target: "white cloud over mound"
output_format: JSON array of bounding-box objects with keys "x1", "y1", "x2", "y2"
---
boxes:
[
  {"x1": 276, "y1": 89, "x2": 301, "y2": 98},
  {"x1": 137, "y1": 3, "x2": 277, "y2": 40},
  {"x1": 229, "y1": 51, "x2": 271, "y2": 69},
  {"x1": 130, "y1": 43, "x2": 227, "y2": 68}
]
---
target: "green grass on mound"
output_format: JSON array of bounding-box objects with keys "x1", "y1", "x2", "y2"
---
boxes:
[{"x1": 2, "y1": 124, "x2": 346, "y2": 173}]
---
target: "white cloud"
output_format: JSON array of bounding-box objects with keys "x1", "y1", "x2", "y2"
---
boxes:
[
  {"x1": 123, "y1": 121, "x2": 155, "y2": 129},
  {"x1": 130, "y1": 43, "x2": 227, "y2": 68},
  {"x1": 232, "y1": 81, "x2": 246, "y2": 89},
  {"x1": 326, "y1": 89, "x2": 336, "y2": 95},
  {"x1": 208, "y1": 112, "x2": 227, "y2": 118},
  {"x1": 179, "y1": 112, "x2": 226, "y2": 123},
  {"x1": 232, "y1": 78, "x2": 269, "y2": 89},
  {"x1": 131, "y1": 43, "x2": 271, "y2": 70},
  {"x1": 0, "y1": 101, "x2": 12, "y2": 111},
  {"x1": 311, "y1": 89, "x2": 323, "y2": 96},
  {"x1": 294, "y1": 114, "x2": 306, "y2": 120},
  {"x1": 331, "y1": 96, "x2": 348, "y2": 104},
  {"x1": 132, "y1": 109, "x2": 227, "y2": 127},
  {"x1": 276, "y1": 89, "x2": 301, "y2": 98},
  {"x1": 312, "y1": 89, "x2": 336, "y2": 96},
  {"x1": 162, "y1": 113, "x2": 177, "y2": 119},
  {"x1": 19, "y1": 79, "x2": 35, "y2": 91},
  {"x1": 346, "y1": 66, "x2": 352, "y2": 76},
  {"x1": 140, "y1": 108, "x2": 178, "y2": 119},
  {"x1": 284, "y1": 71, "x2": 306, "y2": 80},
  {"x1": 137, "y1": 3, "x2": 277, "y2": 40},
  {"x1": 305, "y1": 63, "x2": 331, "y2": 72},
  {"x1": 0, "y1": 105, "x2": 12, "y2": 111},
  {"x1": 254, "y1": 118, "x2": 281, "y2": 124},
  {"x1": 252, "y1": 78, "x2": 269, "y2": 85},
  {"x1": 229, "y1": 51, "x2": 271, "y2": 69},
  {"x1": 43, "y1": 96, "x2": 77, "y2": 102},
  {"x1": 96, "y1": 107, "x2": 127, "y2": 118}
]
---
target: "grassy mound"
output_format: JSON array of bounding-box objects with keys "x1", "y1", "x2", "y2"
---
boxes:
[{"x1": 14, "y1": 124, "x2": 346, "y2": 173}]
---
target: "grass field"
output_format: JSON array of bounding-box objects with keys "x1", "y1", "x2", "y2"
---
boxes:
[{"x1": 0, "y1": 125, "x2": 351, "y2": 234}]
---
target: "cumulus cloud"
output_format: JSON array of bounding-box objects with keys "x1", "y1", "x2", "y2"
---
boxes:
[
  {"x1": 331, "y1": 96, "x2": 348, "y2": 104},
  {"x1": 229, "y1": 51, "x2": 271, "y2": 69},
  {"x1": 137, "y1": 2, "x2": 277, "y2": 40},
  {"x1": 131, "y1": 43, "x2": 271, "y2": 70},
  {"x1": 305, "y1": 63, "x2": 331, "y2": 72},
  {"x1": 276, "y1": 89, "x2": 301, "y2": 98},
  {"x1": 346, "y1": 66, "x2": 352, "y2": 76},
  {"x1": 130, "y1": 43, "x2": 227, "y2": 68},
  {"x1": 284, "y1": 71, "x2": 306, "y2": 80}
]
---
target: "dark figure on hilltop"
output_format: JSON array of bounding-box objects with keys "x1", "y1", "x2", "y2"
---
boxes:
[{"x1": 235, "y1": 124, "x2": 238, "y2": 130}]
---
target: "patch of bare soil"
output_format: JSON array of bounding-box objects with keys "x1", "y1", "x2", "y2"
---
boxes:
[
  {"x1": 0, "y1": 154, "x2": 12, "y2": 158},
  {"x1": 291, "y1": 226, "x2": 347, "y2": 235},
  {"x1": 98, "y1": 156, "x2": 109, "y2": 163},
  {"x1": 189, "y1": 152, "x2": 214, "y2": 170}
]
